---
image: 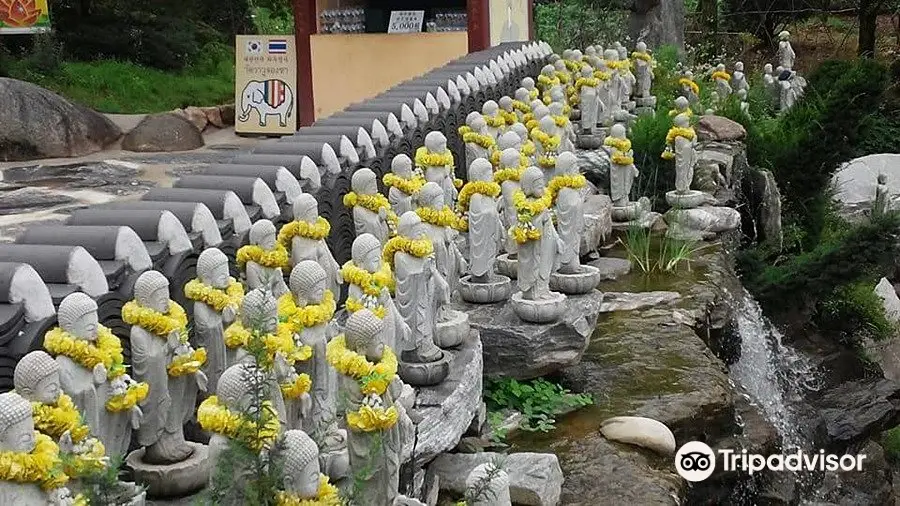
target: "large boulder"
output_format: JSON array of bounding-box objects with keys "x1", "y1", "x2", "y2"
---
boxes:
[
  {"x1": 863, "y1": 278, "x2": 900, "y2": 381},
  {"x1": 0, "y1": 77, "x2": 121, "y2": 161},
  {"x1": 122, "y1": 113, "x2": 205, "y2": 152},
  {"x1": 832, "y1": 153, "x2": 900, "y2": 218},
  {"x1": 749, "y1": 169, "x2": 783, "y2": 251},
  {"x1": 696, "y1": 115, "x2": 747, "y2": 142},
  {"x1": 811, "y1": 377, "x2": 900, "y2": 449},
  {"x1": 600, "y1": 416, "x2": 677, "y2": 455},
  {"x1": 429, "y1": 452, "x2": 563, "y2": 506}
]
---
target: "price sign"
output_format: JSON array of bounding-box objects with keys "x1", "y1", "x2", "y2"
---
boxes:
[{"x1": 388, "y1": 10, "x2": 424, "y2": 33}]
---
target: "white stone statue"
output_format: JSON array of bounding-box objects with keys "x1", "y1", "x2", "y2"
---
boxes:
[
  {"x1": 415, "y1": 182, "x2": 466, "y2": 301},
  {"x1": 481, "y1": 100, "x2": 505, "y2": 139},
  {"x1": 533, "y1": 116, "x2": 563, "y2": 176},
  {"x1": 577, "y1": 65, "x2": 600, "y2": 135},
  {"x1": 875, "y1": 173, "x2": 890, "y2": 216},
  {"x1": 550, "y1": 153, "x2": 601, "y2": 294},
  {"x1": 763, "y1": 63, "x2": 776, "y2": 100},
  {"x1": 498, "y1": 96, "x2": 517, "y2": 128},
  {"x1": 731, "y1": 61, "x2": 749, "y2": 94},
  {"x1": 0, "y1": 391, "x2": 81, "y2": 505},
  {"x1": 384, "y1": 154, "x2": 423, "y2": 218},
  {"x1": 779, "y1": 71, "x2": 800, "y2": 112},
  {"x1": 44, "y1": 292, "x2": 145, "y2": 459},
  {"x1": 707, "y1": 91, "x2": 720, "y2": 115},
  {"x1": 345, "y1": 167, "x2": 395, "y2": 244},
  {"x1": 416, "y1": 131, "x2": 459, "y2": 208},
  {"x1": 593, "y1": 60, "x2": 614, "y2": 127},
  {"x1": 508, "y1": 123, "x2": 536, "y2": 163},
  {"x1": 496, "y1": 148, "x2": 524, "y2": 259},
  {"x1": 537, "y1": 65, "x2": 560, "y2": 103},
  {"x1": 513, "y1": 87, "x2": 532, "y2": 122},
  {"x1": 777, "y1": 30, "x2": 796, "y2": 70},
  {"x1": 680, "y1": 70, "x2": 700, "y2": 104},
  {"x1": 280, "y1": 193, "x2": 342, "y2": 297},
  {"x1": 277, "y1": 430, "x2": 339, "y2": 505},
  {"x1": 737, "y1": 89, "x2": 750, "y2": 116},
  {"x1": 663, "y1": 113, "x2": 704, "y2": 208},
  {"x1": 463, "y1": 115, "x2": 496, "y2": 172},
  {"x1": 238, "y1": 219, "x2": 289, "y2": 298},
  {"x1": 669, "y1": 96, "x2": 692, "y2": 118},
  {"x1": 712, "y1": 63, "x2": 732, "y2": 100},
  {"x1": 606, "y1": 124, "x2": 638, "y2": 208},
  {"x1": 126, "y1": 270, "x2": 206, "y2": 465},
  {"x1": 547, "y1": 101, "x2": 576, "y2": 152},
  {"x1": 522, "y1": 76, "x2": 539, "y2": 101},
  {"x1": 464, "y1": 462, "x2": 511, "y2": 506},
  {"x1": 603, "y1": 49, "x2": 625, "y2": 112},
  {"x1": 615, "y1": 45, "x2": 636, "y2": 111},
  {"x1": 632, "y1": 41, "x2": 654, "y2": 99},
  {"x1": 459, "y1": 158, "x2": 504, "y2": 287}
]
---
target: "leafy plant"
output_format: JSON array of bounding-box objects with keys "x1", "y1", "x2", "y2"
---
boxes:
[
  {"x1": 484, "y1": 378, "x2": 593, "y2": 437},
  {"x1": 80, "y1": 455, "x2": 145, "y2": 506},
  {"x1": 619, "y1": 224, "x2": 704, "y2": 274},
  {"x1": 817, "y1": 280, "x2": 898, "y2": 346}
]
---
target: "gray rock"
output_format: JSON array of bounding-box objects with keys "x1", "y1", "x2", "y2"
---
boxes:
[
  {"x1": 811, "y1": 377, "x2": 900, "y2": 447},
  {"x1": 2, "y1": 161, "x2": 143, "y2": 192},
  {"x1": 413, "y1": 331, "x2": 484, "y2": 464},
  {"x1": 696, "y1": 115, "x2": 747, "y2": 142},
  {"x1": 577, "y1": 148, "x2": 611, "y2": 192},
  {"x1": 588, "y1": 257, "x2": 632, "y2": 281},
  {"x1": 202, "y1": 106, "x2": 225, "y2": 128},
  {"x1": 599, "y1": 416, "x2": 677, "y2": 455},
  {"x1": 0, "y1": 187, "x2": 75, "y2": 214},
  {"x1": 833, "y1": 153, "x2": 900, "y2": 215},
  {"x1": 0, "y1": 77, "x2": 121, "y2": 161},
  {"x1": 628, "y1": 0, "x2": 684, "y2": 50},
  {"x1": 600, "y1": 291, "x2": 680, "y2": 312},
  {"x1": 750, "y1": 169, "x2": 783, "y2": 251},
  {"x1": 429, "y1": 452, "x2": 563, "y2": 506},
  {"x1": 862, "y1": 279, "x2": 900, "y2": 381},
  {"x1": 181, "y1": 106, "x2": 209, "y2": 131},
  {"x1": 455, "y1": 290, "x2": 604, "y2": 380},
  {"x1": 665, "y1": 205, "x2": 740, "y2": 241},
  {"x1": 582, "y1": 194, "x2": 612, "y2": 254},
  {"x1": 813, "y1": 441, "x2": 895, "y2": 505},
  {"x1": 122, "y1": 113, "x2": 205, "y2": 152}
]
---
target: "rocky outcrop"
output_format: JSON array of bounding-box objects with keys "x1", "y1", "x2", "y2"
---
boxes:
[
  {"x1": 429, "y1": 452, "x2": 564, "y2": 506},
  {"x1": 122, "y1": 113, "x2": 205, "y2": 152},
  {"x1": 582, "y1": 193, "x2": 613, "y2": 254},
  {"x1": 628, "y1": 0, "x2": 684, "y2": 50},
  {"x1": 811, "y1": 377, "x2": 900, "y2": 449},
  {"x1": 749, "y1": 169, "x2": 783, "y2": 251},
  {"x1": 694, "y1": 141, "x2": 748, "y2": 205},
  {"x1": 832, "y1": 153, "x2": 900, "y2": 219},
  {"x1": 665, "y1": 205, "x2": 741, "y2": 241},
  {"x1": 696, "y1": 115, "x2": 747, "y2": 142},
  {"x1": 0, "y1": 77, "x2": 121, "y2": 161}
]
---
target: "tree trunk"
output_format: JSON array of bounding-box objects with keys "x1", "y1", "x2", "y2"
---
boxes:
[
  {"x1": 698, "y1": 0, "x2": 718, "y2": 32},
  {"x1": 858, "y1": 0, "x2": 878, "y2": 58}
]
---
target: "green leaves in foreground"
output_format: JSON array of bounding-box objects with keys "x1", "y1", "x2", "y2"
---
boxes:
[{"x1": 485, "y1": 378, "x2": 593, "y2": 439}]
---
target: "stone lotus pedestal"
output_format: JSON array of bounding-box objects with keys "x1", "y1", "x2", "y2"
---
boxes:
[
  {"x1": 610, "y1": 197, "x2": 664, "y2": 232},
  {"x1": 458, "y1": 274, "x2": 513, "y2": 304},
  {"x1": 436, "y1": 309, "x2": 471, "y2": 348},
  {"x1": 126, "y1": 442, "x2": 210, "y2": 499},
  {"x1": 495, "y1": 253, "x2": 518, "y2": 279},
  {"x1": 665, "y1": 190, "x2": 710, "y2": 209},
  {"x1": 399, "y1": 351, "x2": 453, "y2": 387},
  {"x1": 665, "y1": 205, "x2": 741, "y2": 241},
  {"x1": 550, "y1": 265, "x2": 602, "y2": 295},
  {"x1": 510, "y1": 291, "x2": 567, "y2": 323},
  {"x1": 575, "y1": 133, "x2": 606, "y2": 150},
  {"x1": 635, "y1": 96, "x2": 657, "y2": 116}
]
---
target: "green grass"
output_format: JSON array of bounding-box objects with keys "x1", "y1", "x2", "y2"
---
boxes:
[{"x1": 5, "y1": 50, "x2": 235, "y2": 114}]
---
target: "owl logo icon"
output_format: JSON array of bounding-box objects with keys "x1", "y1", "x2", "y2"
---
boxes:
[{"x1": 246, "y1": 40, "x2": 263, "y2": 55}]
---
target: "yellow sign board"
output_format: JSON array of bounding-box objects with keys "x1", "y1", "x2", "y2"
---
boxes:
[
  {"x1": 235, "y1": 35, "x2": 298, "y2": 135},
  {"x1": 0, "y1": 0, "x2": 52, "y2": 34}
]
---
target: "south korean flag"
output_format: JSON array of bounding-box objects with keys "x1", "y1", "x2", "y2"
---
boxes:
[{"x1": 246, "y1": 39, "x2": 263, "y2": 55}]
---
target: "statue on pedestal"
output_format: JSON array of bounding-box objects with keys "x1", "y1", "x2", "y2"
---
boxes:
[
  {"x1": 532, "y1": 116, "x2": 563, "y2": 177},
  {"x1": 344, "y1": 168, "x2": 396, "y2": 244},
  {"x1": 731, "y1": 61, "x2": 749, "y2": 94},
  {"x1": 509, "y1": 167, "x2": 567, "y2": 323},
  {"x1": 185, "y1": 248, "x2": 243, "y2": 389},
  {"x1": 631, "y1": 42, "x2": 655, "y2": 99},
  {"x1": 679, "y1": 70, "x2": 700, "y2": 104},
  {"x1": 605, "y1": 124, "x2": 639, "y2": 209},
  {"x1": 547, "y1": 101, "x2": 575, "y2": 152},
  {"x1": 778, "y1": 30, "x2": 796, "y2": 70},
  {"x1": 593, "y1": 61, "x2": 613, "y2": 128},
  {"x1": 614, "y1": 45, "x2": 637, "y2": 112},
  {"x1": 237, "y1": 220, "x2": 289, "y2": 298},
  {"x1": 464, "y1": 462, "x2": 511, "y2": 506},
  {"x1": 279, "y1": 193, "x2": 342, "y2": 297},
  {"x1": 875, "y1": 173, "x2": 891, "y2": 216},
  {"x1": 415, "y1": 131, "x2": 460, "y2": 208},
  {"x1": 481, "y1": 100, "x2": 506, "y2": 139},
  {"x1": 663, "y1": 113, "x2": 703, "y2": 209},
  {"x1": 576, "y1": 66, "x2": 600, "y2": 135},
  {"x1": 276, "y1": 430, "x2": 340, "y2": 505},
  {"x1": 602, "y1": 49, "x2": 625, "y2": 114},
  {"x1": 463, "y1": 116, "x2": 497, "y2": 172},
  {"x1": 384, "y1": 154, "x2": 424, "y2": 218},
  {"x1": 711, "y1": 64, "x2": 732, "y2": 100},
  {"x1": 495, "y1": 148, "x2": 526, "y2": 275}
]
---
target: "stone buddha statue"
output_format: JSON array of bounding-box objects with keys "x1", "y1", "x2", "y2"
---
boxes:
[
  {"x1": 577, "y1": 65, "x2": 599, "y2": 135},
  {"x1": 417, "y1": 131, "x2": 459, "y2": 208},
  {"x1": 464, "y1": 115, "x2": 496, "y2": 172},
  {"x1": 521, "y1": 76, "x2": 539, "y2": 101},
  {"x1": 875, "y1": 173, "x2": 890, "y2": 216},
  {"x1": 513, "y1": 87, "x2": 532, "y2": 122},
  {"x1": 127, "y1": 270, "x2": 206, "y2": 465},
  {"x1": 278, "y1": 430, "x2": 339, "y2": 504},
  {"x1": 498, "y1": 96, "x2": 518, "y2": 128},
  {"x1": 737, "y1": 88, "x2": 750, "y2": 116},
  {"x1": 547, "y1": 101, "x2": 575, "y2": 152},
  {"x1": 282, "y1": 193, "x2": 342, "y2": 297},
  {"x1": 606, "y1": 123, "x2": 639, "y2": 209},
  {"x1": 496, "y1": 148, "x2": 525, "y2": 260},
  {"x1": 346, "y1": 167, "x2": 395, "y2": 244},
  {"x1": 481, "y1": 100, "x2": 505, "y2": 140},
  {"x1": 239, "y1": 219, "x2": 289, "y2": 298},
  {"x1": 415, "y1": 182, "x2": 466, "y2": 300},
  {"x1": 778, "y1": 30, "x2": 795, "y2": 70},
  {"x1": 632, "y1": 41, "x2": 654, "y2": 99},
  {"x1": 514, "y1": 167, "x2": 563, "y2": 302},
  {"x1": 188, "y1": 247, "x2": 239, "y2": 391},
  {"x1": 615, "y1": 46, "x2": 636, "y2": 112},
  {"x1": 732, "y1": 61, "x2": 749, "y2": 94},
  {"x1": 763, "y1": 64, "x2": 778, "y2": 106},
  {"x1": 0, "y1": 391, "x2": 79, "y2": 505},
  {"x1": 537, "y1": 65, "x2": 560, "y2": 103},
  {"x1": 550, "y1": 153, "x2": 601, "y2": 294},
  {"x1": 533, "y1": 116, "x2": 562, "y2": 176},
  {"x1": 712, "y1": 63, "x2": 732, "y2": 99},
  {"x1": 670, "y1": 96, "x2": 691, "y2": 118},
  {"x1": 602, "y1": 49, "x2": 624, "y2": 114},
  {"x1": 384, "y1": 154, "x2": 423, "y2": 217},
  {"x1": 592, "y1": 59, "x2": 613, "y2": 128},
  {"x1": 465, "y1": 462, "x2": 511, "y2": 506},
  {"x1": 508, "y1": 123, "x2": 536, "y2": 163},
  {"x1": 680, "y1": 70, "x2": 699, "y2": 104},
  {"x1": 663, "y1": 113, "x2": 701, "y2": 209}
]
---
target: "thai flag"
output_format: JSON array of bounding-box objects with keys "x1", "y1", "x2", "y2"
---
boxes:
[{"x1": 268, "y1": 40, "x2": 288, "y2": 54}]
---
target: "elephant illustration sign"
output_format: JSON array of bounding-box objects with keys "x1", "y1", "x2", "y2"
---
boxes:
[{"x1": 234, "y1": 35, "x2": 298, "y2": 135}]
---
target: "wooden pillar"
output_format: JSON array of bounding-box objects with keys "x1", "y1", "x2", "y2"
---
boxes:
[
  {"x1": 467, "y1": 0, "x2": 490, "y2": 53},
  {"x1": 292, "y1": 0, "x2": 317, "y2": 127},
  {"x1": 527, "y1": 0, "x2": 534, "y2": 40}
]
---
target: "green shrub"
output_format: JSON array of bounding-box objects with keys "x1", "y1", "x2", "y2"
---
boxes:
[
  {"x1": 881, "y1": 426, "x2": 900, "y2": 463},
  {"x1": 484, "y1": 378, "x2": 593, "y2": 437},
  {"x1": 534, "y1": 0, "x2": 627, "y2": 53},
  {"x1": 817, "y1": 280, "x2": 897, "y2": 346},
  {"x1": 630, "y1": 109, "x2": 675, "y2": 209}
]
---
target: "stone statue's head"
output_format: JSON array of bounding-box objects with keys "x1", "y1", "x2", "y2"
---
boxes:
[
  {"x1": 345, "y1": 309, "x2": 384, "y2": 362},
  {"x1": 0, "y1": 392, "x2": 35, "y2": 453},
  {"x1": 500, "y1": 148, "x2": 523, "y2": 170},
  {"x1": 616, "y1": 45, "x2": 627, "y2": 59},
  {"x1": 683, "y1": 69, "x2": 693, "y2": 79},
  {"x1": 390, "y1": 154, "x2": 413, "y2": 178},
  {"x1": 521, "y1": 77, "x2": 535, "y2": 90},
  {"x1": 571, "y1": 49, "x2": 583, "y2": 61},
  {"x1": 514, "y1": 87, "x2": 530, "y2": 102},
  {"x1": 481, "y1": 100, "x2": 499, "y2": 117},
  {"x1": 636, "y1": 41, "x2": 647, "y2": 52},
  {"x1": 197, "y1": 247, "x2": 230, "y2": 289},
  {"x1": 534, "y1": 103, "x2": 551, "y2": 119},
  {"x1": 548, "y1": 102, "x2": 564, "y2": 116},
  {"x1": 398, "y1": 211, "x2": 427, "y2": 240},
  {"x1": 498, "y1": 96, "x2": 513, "y2": 112},
  {"x1": 878, "y1": 173, "x2": 888, "y2": 185},
  {"x1": 538, "y1": 115, "x2": 557, "y2": 134},
  {"x1": 289, "y1": 260, "x2": 328, "y2": 306},
  {"x1": 610, "y1": 123, "x2": 627, "y2": 140},
  {"x1": 497, "y1": 132, "x2": 522, "y2": 152},
  {"x1": 468, "y1": 158, "x2": 493, "y2": 183},
  {"x1": 764, "y1": 63, "x2": 773, "y2": 73},
  {"x1": 737, "y1": 89, "x2": 747, "y2": 100},
  {"x1": 775, "y1": 65, "x2": 784, "y2": 75},
  {"x1": 521, "y1": 166, "x2": 546, "y2": 198},
  {"x1": 466, "y1": 463, "x2": 510, "y2": 506},
  {"x1": 529, "y1": 99, "x2": 544, "y2": 112},
  {"x1": 352, "y1": 233, "x2": 382, "y2": 273},
  {"x1": 561, "y1": 49, "x2": 573, "y2": 60},
  {"x1": 14, "y1": 350, "x2": 60, "y2": 405},
  {"x1": 674, "y1": 96, "x2": 689, "y2": 110},
  {"x1": 416, "y1": 182, "x2": 445, "y2": 211},
  {"x1": 548, "y1": 54, "x2": 560, "y2": 63},
  {"x1": 292, "y1": 193, "x2": 320, "y2": 223},
  {"x1": 351, "y1": 167, "x2": 378, "y2": 195},
  {"x1": 555, "y1": 152, "x2": 578, "y2": 176},
  {"x1": 549, "y1": 86, "x2": 565, "y2": 103},
  {"x1": 281, "y1": 429, "x2": 321, "y2": 497},
  {"x1": 471, "y1": 115, "x2": 488, "y2": 135},
  {"x1": 134, "y1": 270, "x2": 170, "y2": 314},
  {"x1": 596, "y1": 59, "x2": 608, "y2": 72},
  {"x1": 250, "y1": 219, "x2": 277, "y2": 250},
  {"x1": 241, "y1": 288, "x2": 278, "y2": 334},
  {"x1": 716, "y1": 63, "x2": 725, "y2": 72},
  {"x1": 735, "y1": 61, "x2": 744, "y2": 72},
  {"x1": 585, "y1": 45, "x2": 596, "y2": 56},
  {"x1": 580, "y1": 65, "x2": 593, "y2": 78},
  {"x1": 217, "y1": 362, "x2": 263, "y2": 414},
  {"x1": 540, "y1": 64, "x2": 554, "y2": 77},
  {"x1": 509, "y1": 123, "x2": 529, "y2": 143},
  {"x1": 603, "y1": 49, "x2": 619, "y2": 62},
  {"x1": 553, "y1": 60, "x2": 566, "y2": 72},
  {"x1": 779, "y1": 30, "x2": 790, "y2": 41},
  {"x1": 674, "y1": 113, "x2": 690, "y2": 128},
  {"x1": 710, "y1": 91, "x2": 719, "y2": 102},
  {"x1": 465, "y1": 111, "x2": 482, "y2": 128},
  {"x1": 58, "y1": 292, "x2": 99, "y2": 342},
  {"x1": 424, "y1": 131, "x2": 447, "y2": 152}
]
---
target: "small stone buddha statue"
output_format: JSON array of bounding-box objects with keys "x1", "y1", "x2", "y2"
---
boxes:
[
  {"x1": 481, "y1": 100, "x2": 506, "y2": 139},
  {"x1": 45, "y1": 292, "x2": 146, "y2": 460},
  {"x1": 779, "y1": 70, "x2": 799, "y2": 112},
  {"x1": 552, "y1": 59, "x2": 572, "y2": 88},
  {"x1": 711, "y1": 63, "x2": 732, "y2": 99},
  {"x1": 415, "y1": 182, "x2": 466, "y2": 301},
  {"x1": 605, "y1": 123, "x2": 639, "y2": 209},
  {"x1": 384, "y1": 154, "x2": 424, "y2": 218},
  {"x1": 602, "y1": 49, "x2": 624, "y2": 111},
  {"x1": 547, "y1": 101, "x2": 575, "y2": 152},
  {"x1": 330, "y1": 310, "x2": 403, "y2": 505},
  {"x1": 187, "y1": 247, "x2": 242, "y2": 390},
  {"x1": 532, "y1": 116, "x2": 563, "y2": 175},
  {"x1": 277, "y1": 430, "x2": 339, "y2": 505},
  {"x1": 463, "y1": 115, "x2": 496, "y2": 172},
  {"x1": 512, "y1": 87, "x2": 533, "y2": 122},
  {"x1": 592, "y1": 59, "x2": 613, "y2": 128},
  {"x1": 762, "y1": 64, "x2": 778, "y2": 106},
  {"x1": 777, "y1": 30, "x2": 796, "y2": 70},
  {"x1": 344, "y1": 167, "x2": 396, "y2": 245},
  {"x1": 496, "y1": 148, "x2": 526, "y2": 260},
  {"x1": 0, "y1": 391, "x2": 81, "y2": 505},
  {"x1": 737, "y1": 88, "x2": 750, "y2": 116},
  {"x1": 680, "y1": 70, "x2": 700, "y2": 104},
  {"x1": 464, "y1": 462, "x2": 511, "y2": 506},
  {"x1": 537, "y1": 65, "x2": 560, "y2": 103},
  {"x1": 238, "y1": 219, "x2": 289, "y2": 298},
  {"x1": 491, "y1": 131, "x2": 523, "y2": 169},
  {"x1": 577, "y1": 65, "x2": 600, "y2": 135},
  {"x1": 416, "y1": 131, "x2": 459, "y2": 208},
  {"x1": 632, "y1": 41, "x2": 654, "y2": 99},
  {"x1": 662, "y1": 113, "x2": 699, "y2": 207},
  {"x1": 875, "y1": 173, "x2": 890, "y2": 216},
  {"x1": 509, "y1": 123, "x2": 537, "y2": 162},
  {"x1": 549, "y1": 153, "x2": 601, "y2": 294},
  {"x1": 615, "y1": 46, "x2": 636, "y2": 111},
  {"x1": 498, "y1": 96, "x2": 518, "y2": 127},
  {"x1": 458, "y1": 111, "x2": 482, "y2": 138},
  {"x1": 732, "y1": 61, "x2": 749, "y2": 94},
  {"x1": 280, "y1": 193, "x2": 342, "y2": 296},
  {"x1": 521, "y1": 76, "x2": 539, "y2": 101},
  {"x1": 706, "y1": 90, "x2": 720, "y2": 115},
  {"x1": 126, "y1": 270, "x2": 206, "y2": 465},
  {"x1": 669, "y1": 96, "x2": 692, "y2": 118}
]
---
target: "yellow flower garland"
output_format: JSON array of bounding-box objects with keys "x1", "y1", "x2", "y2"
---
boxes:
[
  {"x1": 197, "y1": 396, "x2": 280, "y2": 452},
  {"x1": 669, "y1": 107, "x2": 693, "y2": 118},
  {"x1": 64, "y1": 437, "x2": 107, "y2": 478},
  {"x1": 564, "y1": 60, "x2": 584, "y2": 72},
  {"x1": 326, "y1": 335, "x2": 398, "y2": 396},
  {"x1": 494, "y1": 166, "x2": 525, "y2": 185},
  {"x1": 525, "y1": 117, "x2": 538, "y2": 131},
  {"x1": 345, "y1": 297, "x2": 387, "y2": 319},
  {"x1": 122, "y1": 300, "x2": 188, "y2": 341},
  {"x1": 536, "y1": 74, "x2": 560, "y2": 90},
  {"x1": 275, "y1": 475, "x2": 341, "y2": 506},
  {"x1": 711, "y1": 70, "x2": 732, "y2": 82},
  {"x1": 594, "y1": 70, "x2": 611, "y2": 81},
  {"x1": 483, "y1": 115, "x2": 506, "y2": 129},
  {"x1": 462, "y1": 131, "x2": 496, "y2": 150},
  {"x1": 0, "y1": 432, "x2": 69, "y2": 490},
  {"x1": 105, "y1": 381, "x2": 149, "y2": 413},
  {"x1": 552, "y1": 115, "x2": 569, "y2": 128},
  {"x1": 679, "y1": 78, "x2": 700, "y2": 96},
  {"x1": 236, "y1": 243, "x2": 290, "y2": 272},
  {"x1": 277, "y1": 290, "x2": 336, "y2": 333},
  {"x1": 456, "y1": 181, "x2": 502, "y2": 232},
  {"x1": 415, "y1": 205, "x2": 461, "y2": 230},
  {"x1": 512, "y1": 100, "x2": 531, "y2": 114},
  {"x1": 457, "y1": 125, "x2": 472, "y2": 137},
  {"x1": 528, "y1": 88, "x2": 539, "y2": 100},
  {"x1": 167, "y1": 348, "x2": 207, "y2": 377},
  {"x1": 631, "y1": 51, "x2": 653, "y2": 62},
  {"x1": 538, "y1": 154, "x2": 557, "y2": 169},
  {"x1": 277, "y1": 217, "x2": 331, "y2": 247},
  {"x1": 383, "y1": 173, "x2": 425, "y2": 196},
  {"x1": 489, "y1": 149, "x2": 529, "y2": 169},
  {"x1": 343, "y1": 192, "x2": 399, "y2": 232},
  {"x1": 611, "y1": 152, "x2": 635, "y2": 165},
  {"x1": 666, "y1": 126, "x2": 697, "y2": 145},
  {"x1": 548, "y1": 174, "x2": 587, "y2": 202},
  {"x1": 604, "y1": 136, "x2": 632, "y2": 153},
  {"x1": 184, "y1": 278, "x2": 244, "y2": 313},
  {"x1": 31, "y1": 393, "x2": 90, "y2": 443},
  {"x1": 511, "y1": 190, "x2": 553, "y2": 244},
  {"x1": 414, "y1": 146, "x2": 454, "y2": 168},
  {"x1": 44, "y1": 325, "x2": 127, "y2": 380},
  {"x1": 382, "y1": 236, "x2": 434, "y2": 268},
  {"x1": 522, "y1": 140, "x2": 536, "y2": 156},
  {"x1": 224, "y1": 321, "x2": 311, "y2": 366},
  {"x1": 347, "y1": 405, "x2": 400, "y2": 432},
  {"x1": 531, "y1": 129, "x2": 561, "y2": 151},
  {"x1": 280, "y1": 373, "x2": 312, "y2": 400},
  {"x1": 499, "y1": 110, "x2": 518, "y2": 126},
  {"x1": 575, "y1": 76, "x2": 600, "y2": 91},
  {"x1": 554, "y1": 71, "x2": 571, "y2": 84},
  {"x1": 341, "y1": 261, "x2": 394, "y2": 298}
]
